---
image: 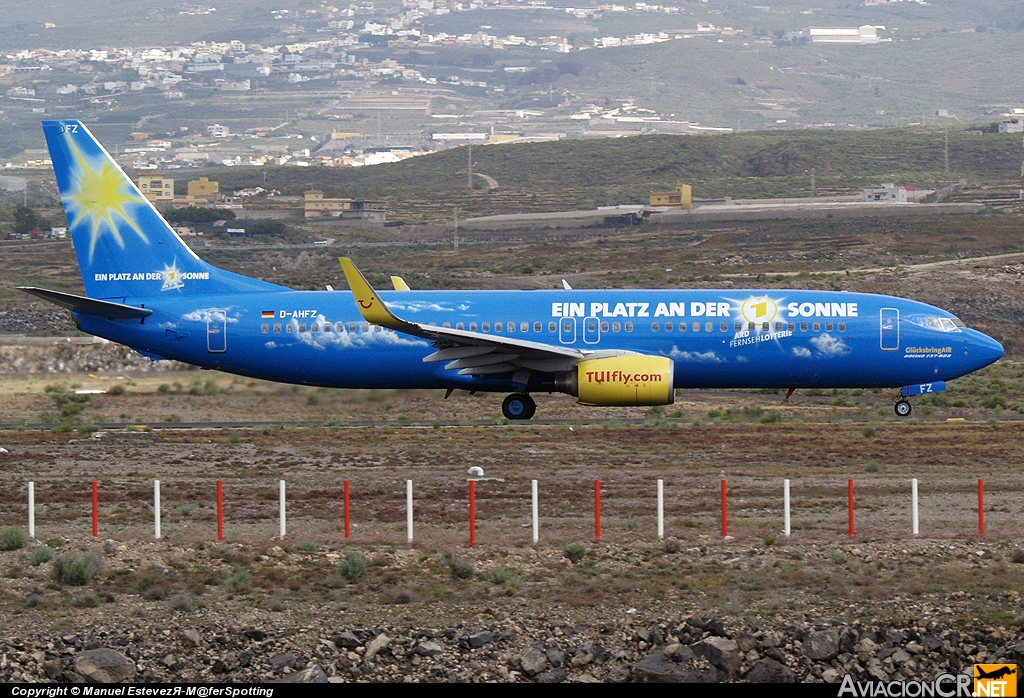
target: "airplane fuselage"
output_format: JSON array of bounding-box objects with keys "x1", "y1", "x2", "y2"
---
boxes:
[{"x1": 75, "y1": 288, "x2": 1002, "y2": 393}]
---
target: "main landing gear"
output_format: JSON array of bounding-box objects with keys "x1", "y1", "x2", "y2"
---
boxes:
[
  {"x1": 502, "y1": 393, "x2": 536, "y2": 420},
  {"x1": 894, "y1": 399, "x2": 912, "y2": 417}
]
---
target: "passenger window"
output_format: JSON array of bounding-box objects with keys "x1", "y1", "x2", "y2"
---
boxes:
[
  {"x1": 482, "y1": 322, "x2": 490, "y2": 332},
  {"x1": 788, "y1": 322, "x2": 795, "y2": 332},
  {"x1": 625, "y1": 322, "x2": 633, "y2": 332},
  {"x1": 360, "y1": 323, "x2": 368, "y2": 333},
  {"x1": 349, "y1": 323, "x2": 357, "y2": 333},
  {"x1": 443, "y1": 322, "x2": 451, "y2": 329},
  {"x1": 336, "y1": 322, "x2": 344, "y2": 332},
  {"x1": 761, "y1": 322, "x2": 769, "y2": 331},
  {"x1": 826, "y1": 322, "x2": 833, "y2": 332},
  {"x1": 495, "y1": 322, "x2": 503, "y2": 332},
  {"x1": 299, "y1": 323, "x2": 307, "y2": 332},
  {"x1": 274, "y1": 323, "x2": 281, "y2": 333},
  {"x1": 748, "y1": 322, "x2": 755, "y2": 331},
  {"x1": 286, "y1": 324, "x2": 294, "y2": 333},
  {"x1": 534, "y1": 322, "x2": 542, "y2": 332},
  {"x1": 507, "y1": 322, "x2": 515, "y2": 333},
  {"x1": 521, "y1": 322, "x2": 529, "y2": 332},
  {"x1": 588, "y1": 320, "x2": 598, "y2": 332},
  {"x1": 665, "y1": 322, "x2": 672, "y2": 332},
  {"x1": 775, "y1": 322, "x2": 782, "y2": 331},
  {"x1": 612, "y1": 322, "x2": 621, "y2": 332},
  {"x1": 548, "y1": 322, "x2": 556, "y2": 332},
  {"x1": 813, "y1": 322, "x2": 820, "y2": 332},
  {"x1": 601, "y1": 322, "x2": 609, "y2": 332},
  {"x1": 261, "y1": 323, "x2": 269, "y2": 333},
  {"x1": 456, "y1": 322, "x2": 464, "y2": 330},
  {"x1": 651, "y1": 322, "x2": 659, "y2": 332},
  {"x1": 734, "y1": 322, "x2": 742, "y2": 332},
  {"x1": 470, "y1": 322, "x2": 478, "y2": 331},
  {"x1": 800, "y1": 322, "x2": 807, "y2": 332},
  {"x1": 720, "y1": 322, "x2": 727, "y2": 332},
  {"x1": 311, "y1": 323, "x2": 318, "y2": 332},
  {"x1": 692, "y1": 322, "x2": 700, "y2": 332},
  {"x1": 679, "y1": 322, "x2": 686, "y2": 332},
  {"x1": 706, "y1": 322, "x2": 713, "y2": 333},
  {"x1": 323, "y1": 323, "x2": 331, "y2": 333},
  {"x1": 838, "y1": 322, "x2": 846, "y2": 332},
  {"x1": 373, "y1": 325, "x2": 381, "y2": 332}
]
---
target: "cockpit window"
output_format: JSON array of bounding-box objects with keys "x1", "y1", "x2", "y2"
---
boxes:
[{"x1": 923, "y1": 316, "x2": 961, "y2": 332}]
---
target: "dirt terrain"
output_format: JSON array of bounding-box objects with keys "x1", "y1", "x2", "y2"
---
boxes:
[
  {"x1": 2, "y1": 213, "x2": 1024, "y2": 683},
  {"x1": 0, "y1": 421, "x2": 1023, "y2": 683}
]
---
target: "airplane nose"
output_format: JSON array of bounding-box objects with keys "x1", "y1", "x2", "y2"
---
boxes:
[{"x1": 969, "y1": 331, "x2": 1004, "y2": 369}]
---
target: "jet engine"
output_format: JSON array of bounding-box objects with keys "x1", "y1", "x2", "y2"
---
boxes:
[{"x1": 555, "y1": 355, "x2": 675, "y2": 406}]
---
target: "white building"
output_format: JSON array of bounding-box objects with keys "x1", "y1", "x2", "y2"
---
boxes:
[
  {"x1": 864, "y1": 183, "x2": 907, "y2": 203},
  {"x1": 998, "y1": 117, "x2": 1022, "y2": 134},
  {"x1": 809, "y1": 25, "x2": 887, "y2": 44}
]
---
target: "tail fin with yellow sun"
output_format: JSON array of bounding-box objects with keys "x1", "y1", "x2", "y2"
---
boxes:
[{"x1": 42, "y1": 120, "x2": 281, "y2": 300}]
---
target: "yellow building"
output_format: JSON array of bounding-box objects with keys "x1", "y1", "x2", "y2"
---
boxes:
[
  {"x1": 304, "y1": 190, "x2": 386, "y2": 221},
  {"x1": 305, "y1": 190, "x2": 353, "y2": 218},
  {"x1": 650, "y1": 183, "x2": 692, "y2": 209},
  {"x1": 188, "y1": 176, "x2": 219, "y2": 198},
  {"x1": 137, "y1": 174, "x2": 174, "y2": 203}
]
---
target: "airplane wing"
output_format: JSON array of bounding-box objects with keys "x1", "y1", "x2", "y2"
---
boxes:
[{"x1": 339, "y1": 258, "x2": 629, "y2": 379}]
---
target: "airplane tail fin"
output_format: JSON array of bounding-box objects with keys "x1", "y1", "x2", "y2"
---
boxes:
[{"x1": 42, "y1": 120, "x2": 283, "y2": 299}]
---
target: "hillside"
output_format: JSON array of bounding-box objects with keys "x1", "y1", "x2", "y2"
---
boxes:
[{"x1": 203, "y1": 127, "x2": 1024, "y2": 221}]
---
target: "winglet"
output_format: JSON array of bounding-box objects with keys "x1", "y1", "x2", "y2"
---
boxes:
[
  {"x1": 391, "y1": 275, "x2": 411, "y2": 291},
  {"x1": 339, "y1": 257, "x2": 406, "y2": 329}
]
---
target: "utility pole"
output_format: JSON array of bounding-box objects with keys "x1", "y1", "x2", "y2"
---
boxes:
[
  {"x1": 944, "y1": 126, "x2": 949, "y2": 173},
  {"x1": 1019, "y1": 132, "x2": 1024, "y2": 215},
  {"x1": 453, "y1": 207, "x2": 459, "y2": 252},
  {"x1": 467, "y1": 144, "x2": 473, "y2": 189}
]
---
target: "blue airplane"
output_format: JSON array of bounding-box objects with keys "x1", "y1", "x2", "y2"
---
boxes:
[{"x1": 20, "y1": 120, "x2": 1004, "y2": 420}]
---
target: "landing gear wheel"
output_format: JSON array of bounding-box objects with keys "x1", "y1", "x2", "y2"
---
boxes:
[
  {"x1": 502, "y1": 393, "x2": 536, "y2": 420},
  {"x1": 894, "y1": 400, "x2": 912, "y2": 417}
]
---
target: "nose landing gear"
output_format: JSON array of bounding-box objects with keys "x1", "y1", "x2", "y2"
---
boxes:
[{"x1": 502, "y1": 393, "x2": 536, "y2": 420}]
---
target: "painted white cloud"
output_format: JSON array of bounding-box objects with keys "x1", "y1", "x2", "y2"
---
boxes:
[
  {"x1": 792, "y1": 346, "x2": 812, "y2": 358},
  {"x1": 182, "y1": 307, "x2": 238, "y2": 324},
  {"x1": 670, "y1": 347, "x2": 724, "y2": 363},
  {"x1": 809, "y1": 334, "x2": 847, "y2": 356},
  {"x1": 386, "y1": 301, "x2": 459, "y2": 314},
  {"x1": 292, "y1": 314, "x2": 430, "y2": 351}
]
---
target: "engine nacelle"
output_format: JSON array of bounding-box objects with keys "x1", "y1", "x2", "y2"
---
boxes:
[{"x1": 556, "y1": 355, "x2": 675, "y2": 406}]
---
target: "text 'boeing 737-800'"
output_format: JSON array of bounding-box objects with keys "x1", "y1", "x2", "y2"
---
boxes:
[{"x1": 19, "y1": 120, "x2": 1005, "y2": 420}]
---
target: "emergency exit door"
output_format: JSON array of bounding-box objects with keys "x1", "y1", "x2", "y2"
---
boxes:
[
  {"x1": 880, "y1": 308, "x2": 899, "y2": 351},
  {"x1": 207, "y1": 311, "x2": 227, "y2": 353}
]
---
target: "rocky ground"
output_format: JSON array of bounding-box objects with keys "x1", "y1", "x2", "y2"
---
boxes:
[
  {"x1": 0, "y1": 423, "x2": 1023, "y2": 684},
  {"x1": 1, "y1": 537, "x2": 1023, "y2": 683}
]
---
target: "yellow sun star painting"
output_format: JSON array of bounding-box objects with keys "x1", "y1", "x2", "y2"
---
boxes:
[{"x1": 62, "y1": 134, "x2": 149, "y2": 263}]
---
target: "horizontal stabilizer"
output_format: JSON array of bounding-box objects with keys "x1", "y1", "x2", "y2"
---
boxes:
[{"x1": 18, "y1": 287, "x2": 153, "y2": 320}]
